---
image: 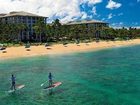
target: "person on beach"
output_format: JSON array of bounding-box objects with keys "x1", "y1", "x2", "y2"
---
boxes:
[
  {"x1": 48, "y1": 72, "x2": 53, "y2": 86},
  {"x1": 11, "y1": 74, "x2": 16, "y2": 90}
]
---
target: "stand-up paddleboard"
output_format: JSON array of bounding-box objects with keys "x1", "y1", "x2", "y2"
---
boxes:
[
  {"x1": 43, "y1": 82, "x2": 62, "y2": 90},
  {"x1": 7, "y1": 85, "x2": 25, "y2": 93}
]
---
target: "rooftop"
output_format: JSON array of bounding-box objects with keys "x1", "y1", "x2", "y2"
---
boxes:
[
  {"x1": 0, "y1": 11, "x2": 46, "y2": 18},
  {"x1": 65, "y1": 20, "x2": 108, "y2": 25}
]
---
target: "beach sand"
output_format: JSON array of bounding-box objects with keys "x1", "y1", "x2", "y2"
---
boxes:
[{"x1": 1, "y1": 39, "x2": 140, "y2": 60}]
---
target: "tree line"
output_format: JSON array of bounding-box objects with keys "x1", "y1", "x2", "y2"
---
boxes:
[{"x1": 0, "y1": 19, "x2": 140, "y2": 44}]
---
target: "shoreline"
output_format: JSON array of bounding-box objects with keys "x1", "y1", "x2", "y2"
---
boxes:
[{"x1": 1, "y1": 39, "x2": 140, "y2": 60}]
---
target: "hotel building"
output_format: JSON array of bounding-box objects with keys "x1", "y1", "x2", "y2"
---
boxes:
[
  {"x1": 65, "y1": 20, "x2": 109, "y2": 39},
  {"x1": 0, "y1": 11, "x2": 47, "y2": 41}
]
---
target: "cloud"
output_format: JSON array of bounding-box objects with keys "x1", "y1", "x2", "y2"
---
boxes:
[
  {"x1": 92, "y1": 6, "x2": 97, "y2": 15},
  {"x1": 119, "y1": 22, "x2": 123, "y2": 25},
  {"x1": 0, "y1": 0, "x2": 103, "y2": 23},
  {"x1": 88, "y1": 0, "x2": 102, "y2": 5},
  {"x1": 81, "y1": 12, "x2": 88, "y2": 19},
  {"x1": 106, "y1": 0, "x2": 122, "y2": 10},
  {"x1": 107, "y1": 13, "x2": 123, "y2": 20},
  {"x1": 81, "y1": 0, "x2": 102, "y2": 5},
  {"x1": 134, "y1": 26, "x2": 140, "y2": 29},
  {"x1": 135, "y1": 22, "x2": 138, "y2": 25},
  {"x1": 111, "y1": 22, "x2": 124, "y2": 28},
  {"x1": 108, "y1": 13, "x2": 113, "y2": 19},
  {"x1": 101, "y1": 18, "x2": 105, "y2": 21},
  {"x1": 0, "y1": 0, "x2": 80, "y2": 23},
  {"x1": 118, "y1": 13, "x2": 123, "y2": 16},
  {"x1": 132, "y1": 22, "x2": 138, "y2": 25}
]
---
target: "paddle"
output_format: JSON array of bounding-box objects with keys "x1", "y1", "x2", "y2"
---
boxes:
[{"x1": 41, "y1": 81, "x2": 48, "y2": 87}]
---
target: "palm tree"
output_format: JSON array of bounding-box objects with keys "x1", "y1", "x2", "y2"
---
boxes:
[
  {"x1": 52, "y1": 19, "x2": 62, "y2": 41},
  {"x1": 33, "y1": 18, "x2": 46, "y2": 42},
  {"x1": 16, "y1": 23, "x2": 27, "y2": 41},
  {"x1": 100, "y1": 26, "x2": 108, "y2": 40},
  {"x1": 117, "y1": 27, "x2": 129, "y2": 40},
  {"x1": 8, "y1": 23, "x2": 17, "y2": 42},
  {"x1": 46, "y1": 24, "x2": 54, "y2": 42},
  {"x1": 2, "y1": 23, "x2": 12, "y2": 42}
]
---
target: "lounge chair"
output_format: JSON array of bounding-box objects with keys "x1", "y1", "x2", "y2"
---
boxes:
[
  {"x1": 45, "y1": 43, "x2": 49, "y2": 47},
  {"x1": 85, "y1": 40, "x2": 90, "y2": 46},
  {"x1": 45, "y1": 43, "x2": 52, "y2": 50},
  {"x1": 75, "y1": 39, "x2": 80, "y2": 46},
  {"x1": 25, "y1": 44, "x2": 31, "y2": 51},
  {"x1": 0, "y1": 47, "x2": 6, "y2": 50},
  {"x1": 2, "y1": 50, "x2": 7, "y2": 53},
  {"x1": 76, "y1": 42, "x2": 80, "y2": 46},
  {"x1": 63, "y1": 42, "x2": 68, "y2": 47},
  {"x1": 0, "y1": 47, "x2": 7, "y2": 53}
]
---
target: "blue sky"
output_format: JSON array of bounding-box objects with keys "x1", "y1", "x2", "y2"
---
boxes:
[
  {"x1": 0, "y1": 0, "x2": 140, "y2": 28},
  {"x1": 79, "y1": 0, "x2": 140, "y2": 27}
]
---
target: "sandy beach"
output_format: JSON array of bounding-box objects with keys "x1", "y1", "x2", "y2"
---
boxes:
[{"x1": 1, "y1": 39, "x2": 140, "y2": 60}]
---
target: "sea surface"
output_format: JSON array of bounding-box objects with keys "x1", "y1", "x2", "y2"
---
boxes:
[{"x1": 0, "y1": 45, "x2": 140, "y2": 105}]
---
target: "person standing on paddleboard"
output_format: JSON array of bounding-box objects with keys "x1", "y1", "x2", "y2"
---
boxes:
[
  {"x1": 48, "y1": 73, "x2": 53, "y2": 86},
  {"x1": 11, "y1": 74, "x2": 16, "y2": 90}
]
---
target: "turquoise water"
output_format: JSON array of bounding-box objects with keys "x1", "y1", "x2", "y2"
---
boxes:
[{"x1": 0, "y1": 45, "x2": 140, "y2": 105}]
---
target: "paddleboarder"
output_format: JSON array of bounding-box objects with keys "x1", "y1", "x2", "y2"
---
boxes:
[
  {"x1": 48, "y1": 72, "x2": 53, "y2": 86},
  {"x1": 11, "y1": 74, "x2": 16, "y2": 90}
]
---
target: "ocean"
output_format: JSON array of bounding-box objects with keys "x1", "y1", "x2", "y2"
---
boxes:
[{"x1": 0, "y1": 45, "x2": 140, "y2": 105}]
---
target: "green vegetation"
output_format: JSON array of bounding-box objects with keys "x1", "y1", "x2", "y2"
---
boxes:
[{"x1": 0, "y1": 19, "x2": 140, "y2": 46}]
